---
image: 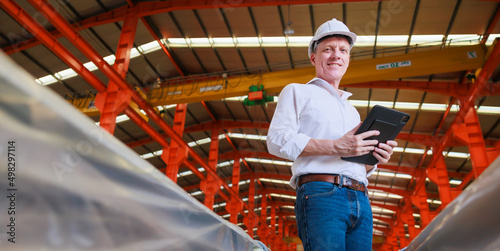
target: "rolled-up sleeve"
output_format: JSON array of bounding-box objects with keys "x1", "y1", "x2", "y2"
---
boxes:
[{"x1": 267, "y1": 84, "x2": 311, "y2": 161}]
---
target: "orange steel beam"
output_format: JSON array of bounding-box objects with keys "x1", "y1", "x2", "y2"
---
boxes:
[
  {"x1": 244, "y1": 172, "x2": 257, "y2": 233},
  {"x1": 426, "y1": 154, "x2": 453, "y2": 207},
  {"x1": 0, "y1": 0, "x2": 205, "y2": 183},
  {"x1": 452, "y1": 39, "x2": 500, "y2": 134},
  {"x1": 258, "y1": 193, "x2": 269, "y2": 242},
  {"x1": 462, "y1": 108, "x2": 490, "y2": 178},
  {"x1": 0, "y1": 0, "x2": 106, "y2": 93},
  {"x1": 161, "y1": 104, "x2": 188, "y2": 182},
  {"x1": 198, "y1": 100, "x2": 254, "y2": 174},
  {"x1": 402, "y1": 207, "x2": 418, "y2": 239},
  {"x1": 201, "y1": 101, "x2": 217, "y2": 122},
  {"x1": 201, "y1": 130, "x2": 221, "y2": 209},
  {"x1": 434, "y1": 97, "x2": 457, "y2": 136},
  {"x1": 23, "y1": 0, "x2": 229, "y2": 198},
  {"x1": 124, "y1": 107, "x2": 206, "y2": 181},
  {"x1": 95, "y1": 12, "x2": 138, "y2": 134},
  {"x1": 74, "y1": 0, "x2": 390, "y2": 28},
  {"x1": 227, "y1": 154, "x2": 243, "y2": 224},
  {"x1": 2, "y1": 18, "x2": 98, "y2": 55},
  {"x1": 277, "y1": 216, "x2": 284, "y2": 250},
  {"x1": 411, "y1": 180, "x2": 432, "y2": 230},
  {"x1": 125, "y1": 0, "x2": 185, "y2": 77},
  {"x1": 399, "y1": 40, "x2": 500, "y2": 246},
  {"x1": 20, "y1": 1, "x2": 286, "y2": 246},
  {"x1": 270, "y1": 202, "x2": 277, "y2": 249},
  {"x1": 481, "y1": 5, "x2": 500, "y2": 44},
  {"x1": 2, "y1": 0, "x2": 387, "y2": 55},
  {"x1": 141, "y1": 18, "x2": 185, "y2": 76},
  {"x1": 425, "y1": 41, "x2": 500, "y2": 172},
  {"x1": 381, "y1": 200, "x2": 419, "y2": 249},
  {"x1": 0, "y1": 1, "x2": 204, "y2": 184}
]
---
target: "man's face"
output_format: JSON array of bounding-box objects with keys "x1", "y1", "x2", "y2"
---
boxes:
[{"x1": 310, "y1": 36, "x2": 351, "y2": 86}]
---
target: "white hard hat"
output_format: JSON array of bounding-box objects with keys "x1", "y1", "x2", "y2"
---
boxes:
[{"x1": 308, "y1": 18, "x2": 357, "y2": 58}]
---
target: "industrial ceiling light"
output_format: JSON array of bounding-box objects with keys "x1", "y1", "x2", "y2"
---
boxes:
[
  {"x1": 284, "y1": 21, "x2": 294, "y2": 36},
  {"x1": 284, "y1": 5, "x2": 294, "y2": 36}
]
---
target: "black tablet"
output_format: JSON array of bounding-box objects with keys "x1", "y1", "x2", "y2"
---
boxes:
[{"x1": 341, "y1": 105, "x2": 410, "y2": 165}]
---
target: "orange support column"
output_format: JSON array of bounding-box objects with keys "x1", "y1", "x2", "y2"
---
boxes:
[
  {"x1": 244, "y1": 172, "x2": 257, "y2": 236},
  {"x1": 259, "y1": 193, "x2": 269, "y2": 244},
  {"x1": 278, "y1": 216, "x2": 284, "y2": 250},
  {"x1": 226, "y1": 155, "x2": 243, "y2": 224},
  {"x1": 411, "y1": 184, "x2": 431, "y2": 228},
  {"x1": 270, "y1": 202, "x2": 277, "y2": 250},
  {"x1": 385, "y1": 230, "x2": 398, "y2": 251},
  {"x1": 397, "y1": 219, "x2": 408, "y2": 248},
  {"x1": 94, "y1": 13, "x2": 138, "y2": 134},
  {"x1": 464, "y1": 108, "x2": 490, "y2": 178},
  {"x1": 401, "y1": 209, "x2": 417, "y2": 241},
  {"x1": 161, "y1": 104, "x2": 188, "y2": 182},
  {"x1": 200, "y1": 130, "x2": 221, "y2": 210},
  {"x1": 426, "y1": 154, "x2": 453, "y2": 207}
]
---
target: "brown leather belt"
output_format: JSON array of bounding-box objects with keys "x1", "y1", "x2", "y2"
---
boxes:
[{"x1": 298, "y1": 174, "x2": 367, "y2": 192}]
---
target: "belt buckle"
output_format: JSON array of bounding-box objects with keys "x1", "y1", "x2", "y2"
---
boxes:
[
  {"x1": 353, "y1": 182, "x2": 359, "y2": 191},
  {"x1": 345, "y1": 178, "x2": 359, "y2": 191}
]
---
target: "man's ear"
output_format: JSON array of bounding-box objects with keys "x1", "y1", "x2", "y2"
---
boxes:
[{"x1": 310, "y1": 53, "x2": 316, "y2": 66}]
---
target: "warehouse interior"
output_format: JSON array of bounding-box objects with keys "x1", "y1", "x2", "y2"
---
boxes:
[{"x1": 1, "y1": 0, "x2": 500, "y2": 250}]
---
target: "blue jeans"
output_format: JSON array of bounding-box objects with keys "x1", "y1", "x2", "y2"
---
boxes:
[{"x1": 295, "y1": 181, "x2": 373, "y2": 251}]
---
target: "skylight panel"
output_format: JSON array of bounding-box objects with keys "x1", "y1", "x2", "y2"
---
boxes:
[
  {"x1": 261, "y1": 36, "x2": 286, "y2": 47},
  {"x1": 375, "y1": 35, "x2": 409, "y2": 46},
  {"x1": 409, "y1": 35, "x2": 444, "y2": 46},
  {"x1": 212, "y1": 37, "x2": 234, "y2": 47},
  {"x1": 235, "y1": 37, "x2": 259, "y2": 47},
  {"x1": 167, "y1": 38, "x2": 189, "y2": 47}
]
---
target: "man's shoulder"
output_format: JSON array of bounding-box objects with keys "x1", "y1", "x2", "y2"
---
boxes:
[
  {"x1": 280, "y1": 82, "x2": 324, "y2": 99},
  {"x1": 284, "y1": 82, "x2": 318, "y2": 91}
]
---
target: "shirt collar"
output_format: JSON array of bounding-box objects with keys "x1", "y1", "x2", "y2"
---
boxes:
[{"x1": 306, "y1": 77, "x2": 353, "y2": 101}]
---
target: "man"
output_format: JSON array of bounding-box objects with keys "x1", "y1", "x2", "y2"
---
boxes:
[{"x1": 266, "y1": 18, "x2": 397, "y2": 251}]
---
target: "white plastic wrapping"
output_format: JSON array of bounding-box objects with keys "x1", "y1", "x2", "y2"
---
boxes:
[
  {"x1": 404, "y1": 155, "x2": 500, "y2": 251},
  {"x1": 0, "y1": 52, "x2": 266, "y2": 250}
]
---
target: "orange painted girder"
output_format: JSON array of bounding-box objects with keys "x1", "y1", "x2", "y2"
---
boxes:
[{"x1": 3, "y1": 0, "x2": 389, "y2": 55}]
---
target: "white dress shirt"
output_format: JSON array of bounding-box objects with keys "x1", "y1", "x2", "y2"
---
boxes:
[{"x1": 267, "y1": 78, "x2": 377, "y2": 189}]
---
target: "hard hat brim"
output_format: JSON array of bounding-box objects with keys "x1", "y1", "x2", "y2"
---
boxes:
[{"x1": 308, "y1": 30, "x2": 357, "y2": 58}]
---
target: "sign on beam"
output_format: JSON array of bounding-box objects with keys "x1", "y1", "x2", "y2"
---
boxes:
[{"x1": 376, "y1": 60, "x2": 412, "y2": 70}]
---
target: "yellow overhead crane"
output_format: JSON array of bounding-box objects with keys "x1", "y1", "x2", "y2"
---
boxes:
[{"x1": 68, "y1": 44, "x2": 486, "y2": 116}]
